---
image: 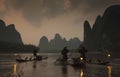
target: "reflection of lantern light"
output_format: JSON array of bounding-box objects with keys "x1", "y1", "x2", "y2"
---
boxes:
[
  {"x1": 80, "y1": 69, "x2": 84, "y2": 77},
  {"x1": 107, "y1": 66, "x2": 112, "y2": 77},
  {"x1": 14, "y1": 63, "x2": 17, "y2": 76}
]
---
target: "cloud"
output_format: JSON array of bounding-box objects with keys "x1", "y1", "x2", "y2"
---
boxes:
[
  {"x1": 4, "y1": 0, "x2": 64, "y2": 26},
  {"x1": 3, "y1": 0, "x2": 120, "y2": 26},
  {"x1": 3, "y1": 0, "x2": 83, "y2": 26},
  {"x1": 0, "y1": 0, "x2": 7, "y2": 18},
  {"x1": 0, "y1": 0, "x2": 120, "y2": 45}
]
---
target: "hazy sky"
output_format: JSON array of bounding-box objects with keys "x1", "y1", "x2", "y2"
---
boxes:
[{"x1": 0, "y1": 0, "x2": 120, "y2": 46}]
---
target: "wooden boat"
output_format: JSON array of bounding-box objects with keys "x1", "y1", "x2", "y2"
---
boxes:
[
  {"x1": 54, "y1": 58, "x2": 85, "y2": 67},
  {"x1": 16, "y1": 59, "x2": 29, "y2": 62},
  {"x1": 16, "y1": 56, "x2": 48, "y2": 63},
  {"x1": 69, "y1": 62, "x2": 85, "y2": 67},
  {"x1": 55, "y1": 57, "x2": 109, "y2": 66}
]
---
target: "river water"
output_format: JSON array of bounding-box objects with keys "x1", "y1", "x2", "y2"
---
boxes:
[{"x1": 0, "y1": 53, "x2": 120, "y2": 77}]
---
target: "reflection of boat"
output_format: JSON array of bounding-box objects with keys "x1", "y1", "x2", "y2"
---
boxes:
[
  {"x1": 87, "y1": 61, "x2": 110, "y2": 65},
  {"x1": 16, "y1": 56, "x2": 48, "y2": 63}
]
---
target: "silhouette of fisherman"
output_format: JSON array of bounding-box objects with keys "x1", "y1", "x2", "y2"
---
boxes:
[
  {"x1": 61, "y1": 46, "x2": 69, "y2": 62},
  {"x1": 33, "y1": 49, "x2": 42, "y2": 60},
  {"x1": 33, "y1": 49, "x2": 38, "y2": 59},
  {"x1": 79, "y1": 46, "x2": 88, "y2": 61}
]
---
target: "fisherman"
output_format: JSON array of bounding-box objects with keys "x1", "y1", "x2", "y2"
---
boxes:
[
  {"x1": 16, "y1": 54, "x2": 22, "y2": 60},
  {"x1": 79, "y1": 46, "x2": 88, "y2": 61},
  {"x1": 61, "y1": 46, "x2": 69, "y2": 62},
  {"x1": 33, "y1": 49, "x2": 42, "y2": 60},
  {"x1": 33, "y1": 49, "x2": 38, "y2": 59}
]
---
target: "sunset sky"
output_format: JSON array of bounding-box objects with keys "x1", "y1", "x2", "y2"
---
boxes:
[{"x1": 0, "y1": 0, "x2": 120, "y2": 46}]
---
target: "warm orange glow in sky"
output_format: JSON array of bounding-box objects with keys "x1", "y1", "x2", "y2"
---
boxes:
[{"x1": 0, "y1": 0, "x2": 119, "y2": 45}]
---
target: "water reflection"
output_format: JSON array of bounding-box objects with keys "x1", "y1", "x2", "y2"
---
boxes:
[
  {"x1": 107, "y1": 65, "x2": 112, "y2": 77},
  {"x1": 61, "y1": 65, "x2": 68, "y2": 77},
  {"x1": 33, "y1": 61, "x2": 37, "y2": 69},
  {"x1": 13, "y1": 63, "x2": 17, "y2": 77},
  {"x1": 80, "y1": 68, "x2": 84, "y2": 77},
  {"x1": 12, "y1": 63, "x2": 24, "y2": 77}
]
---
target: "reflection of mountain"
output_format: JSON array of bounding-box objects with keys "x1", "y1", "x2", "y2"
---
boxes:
[
  {"x1": 83, "y1": 5, "x2": 120, "y2": 53},
  {"x1": 0, "y1": 19, "x2": 38, "y2": 53},
  {"x1": 39, "y1": 33, "x2": 82, "y2": 52}
]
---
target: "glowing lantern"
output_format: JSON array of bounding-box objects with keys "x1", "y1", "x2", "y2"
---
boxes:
[
  {"x1": 108, "y1": 54, "x2": 110, "y2": 57},
  {"x1": 80, "y1": 57, "x2": 83, "y2": 61}
]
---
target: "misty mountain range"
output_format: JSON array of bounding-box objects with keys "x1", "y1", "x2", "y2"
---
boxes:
[
  {"x1": 0, "y1": 5, "x2": 120, "y2": 54},
  {"x1": 0, "y1": 19, "x2": 81, "y2": 53},
  {"x1": 38, "y1": 34, "x2": 82, "y2": 52}
]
